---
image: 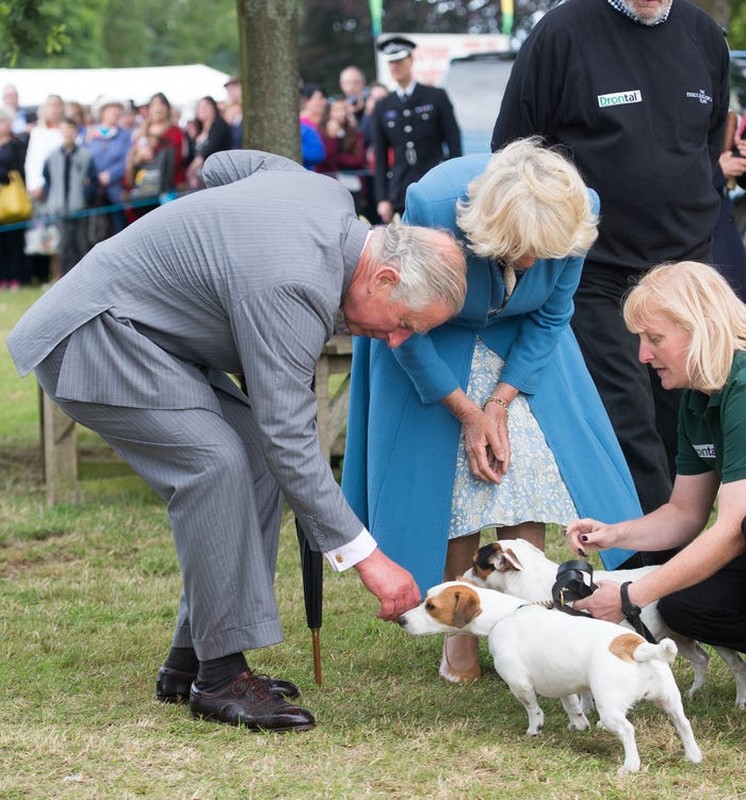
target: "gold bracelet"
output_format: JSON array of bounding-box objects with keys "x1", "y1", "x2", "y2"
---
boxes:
[{"x1": 483, "y1": 395, "x2": 509, "y2": 417}]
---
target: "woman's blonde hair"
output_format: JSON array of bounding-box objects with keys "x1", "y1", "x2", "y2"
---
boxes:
[
  {"x1": 623, "y1": 261, "x2": 746, "y2": 393},
  {"x1": 456, "y1": 137, "x2": 598, "y2": 261}
]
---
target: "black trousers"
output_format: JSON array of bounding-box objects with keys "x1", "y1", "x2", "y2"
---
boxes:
[
  {"x1": 571, "y1": 262, "x2": 680, "y2": 566},
  {"x1": 658, "y1": 552, "x2": 746, "y2": 653}
]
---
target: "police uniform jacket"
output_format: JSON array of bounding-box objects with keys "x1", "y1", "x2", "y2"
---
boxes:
[{"x1": 372, "y1": 82, "x2": 461, "y2": 212}]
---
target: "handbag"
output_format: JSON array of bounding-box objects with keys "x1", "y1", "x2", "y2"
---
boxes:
[
  {"x1": 24, "y1": 216, "x2": 61, "y2": 256},
  {"x1": 0, "y1": 170, "x2": 33, "y2": 224}
]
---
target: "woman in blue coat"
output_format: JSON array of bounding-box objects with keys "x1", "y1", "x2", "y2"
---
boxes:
[{"x1": 342, "y1": 138, "x2": 642, "y2": 682}]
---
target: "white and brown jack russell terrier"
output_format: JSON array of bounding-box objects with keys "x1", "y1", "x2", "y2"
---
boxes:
[
  {"x1": 463, "y1": 539, "x2": 746, "y2": 709},
  {"x1": 399, "y1": 580, "x2": 702, "y2": 774}
]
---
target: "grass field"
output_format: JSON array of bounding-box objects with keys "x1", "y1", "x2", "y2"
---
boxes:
[{"x1": 1, "y1": 286, "x2": 744, "y2": 799}]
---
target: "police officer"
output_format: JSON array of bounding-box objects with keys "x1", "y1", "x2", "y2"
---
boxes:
[{"x1": 373, "y1": 36, "x2": 462, "y2": 223}]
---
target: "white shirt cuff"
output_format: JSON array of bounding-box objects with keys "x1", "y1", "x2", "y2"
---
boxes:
[{"x1": 323, "y1": 527, "x2": 377, "y2": 571}]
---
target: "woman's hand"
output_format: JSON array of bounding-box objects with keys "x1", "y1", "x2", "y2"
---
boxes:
[
  {"x1": 460, "y1": 403, "x2": 510, "y2": 484},
  {"x1": 564, "y1": 517, "x2": 621, "y2": 558},
  {"x1": 719, "y1": 150, "x2": 746, "y2": 180},
  {"x1": 572, "y1": 580, "x2": 626, "y2": 622},
  {"x1": 441, "y1": 386, "x2": 513, "y2": 484}
]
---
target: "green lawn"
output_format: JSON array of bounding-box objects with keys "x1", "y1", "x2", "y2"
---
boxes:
[{"x1": 0, "y1": 287, "x2": 744, "y2": 799}]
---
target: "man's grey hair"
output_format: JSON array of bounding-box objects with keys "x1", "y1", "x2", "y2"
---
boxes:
[{"x1": 369, "y1": 222, "x2": 467, "y2": 313}]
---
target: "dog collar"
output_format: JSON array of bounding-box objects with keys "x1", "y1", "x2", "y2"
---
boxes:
[{"x1": 620, "y1": 581, "x2": 641, "y2": 620}]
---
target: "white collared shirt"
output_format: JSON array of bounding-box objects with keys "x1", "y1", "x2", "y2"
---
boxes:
[{"x1": 397, "y1": 80, "x2": 417, "y2": 100}]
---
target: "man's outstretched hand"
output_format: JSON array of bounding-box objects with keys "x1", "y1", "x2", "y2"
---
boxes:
[{"x1": 355, "y1": 548, "x2": 421, "y2": 621}]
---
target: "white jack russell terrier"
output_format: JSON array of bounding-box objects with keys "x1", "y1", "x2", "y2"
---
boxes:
[
  {"x1": 399, "y1": 580, "x2": 703, "y2": 774},
  {"x1": 463, "y1": 539, "x2": 746, "y2": 709}
]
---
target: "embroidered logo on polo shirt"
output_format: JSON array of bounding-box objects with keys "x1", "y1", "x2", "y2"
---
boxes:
[
  {"x1": 693, "y1": 443, "x2": 716, "y2": 459},
  {"x1": 597, "y1": 90, "x2": 642, "y2": 108},
  {"x1": 685, "y1": 89, "x2": 712, "y2": 105}
]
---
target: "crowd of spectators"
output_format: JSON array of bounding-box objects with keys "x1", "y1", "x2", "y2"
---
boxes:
[{"x1": 0, "y1": 66, "x2": 387, "y2": 288}]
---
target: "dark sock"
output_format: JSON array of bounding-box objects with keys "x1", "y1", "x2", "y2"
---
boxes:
[
  {"x1": 163, "y1": 646, "x2": 199, "y2": 675},
  {"x1": 194, "y1": 652, "x2": 249, "y2": 691}
]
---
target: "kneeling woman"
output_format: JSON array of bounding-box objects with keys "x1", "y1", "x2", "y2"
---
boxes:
[
  {"x1": 567, "y1": 261, "x2": 746, "y2": 655},
  {"x1": 343, "y1": 138, "x2": 642, "y2": 683}
]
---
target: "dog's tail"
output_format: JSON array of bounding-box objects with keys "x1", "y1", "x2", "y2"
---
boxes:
[{"x1": 633, "y1": 637, "x2": 678, "y2": 665}]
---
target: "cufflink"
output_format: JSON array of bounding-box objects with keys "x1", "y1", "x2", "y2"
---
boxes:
[{"x1": 335, "y1": 554, "x2": 344, "y2": 564}]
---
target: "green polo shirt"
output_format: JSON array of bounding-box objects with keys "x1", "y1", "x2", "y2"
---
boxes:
[{"x1": 676, "y1": 350, "x2": 746, "y2": 483}]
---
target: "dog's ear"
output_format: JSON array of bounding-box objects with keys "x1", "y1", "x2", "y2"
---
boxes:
[
  {"x1": 472, "y1": 541, "x2": 501, "y2": 575},
  {"x1": 451, "y1": 587, "x2": 482, "y2": 628},
  {"x1": 494, "y1": 544, "x2": 523, "y2": 573}
]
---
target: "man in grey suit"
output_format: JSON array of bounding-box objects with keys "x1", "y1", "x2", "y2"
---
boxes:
[{"x1": 6, "y1": 150, "x2": 466, "y2": 733}]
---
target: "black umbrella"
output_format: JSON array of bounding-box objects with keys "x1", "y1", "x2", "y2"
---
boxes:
[{"x1": 296, "y1": 516, "x2": 323, "y2": 685}]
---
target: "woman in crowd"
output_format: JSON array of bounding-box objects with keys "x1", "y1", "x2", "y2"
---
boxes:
[
  {"x1": 343, "y1": 138, "x2": 642, "y2": 683},
  {"x1": 185, "y1": 95, "x2": 232, "y2": 189},
  {"x1": 299, "y1": 83, "x2": 327, "y2": 171},
  {"x1": 130, "y1": 92, "x2": 186, "y2": 190},
  {"x1": 567, "y1": 261, "x2": 746, "y2": 654},
  {"x1": 317, "y1": 97, "x2": 366, "y2": 212},
  {"x1": 24, "y1": 94, "x2": 64, "y2": 201},
  {"x1": 86, "y1": 96, "x2": 132, "y2": 236},
  {"x1": 0, "y1": 107, "x2": 27, "y2": 290},
  {"x1": 23, "y1": 94, "x2": 65, "y2": 282}
]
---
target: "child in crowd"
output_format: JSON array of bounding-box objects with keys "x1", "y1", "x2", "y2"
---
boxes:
[{"x1": 42, "y1": 117, "x2": 98, "y2": 277}]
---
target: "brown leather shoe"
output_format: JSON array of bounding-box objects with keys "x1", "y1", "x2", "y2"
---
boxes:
[
  {"x1": 156, "y1": 666, "x2": 300, "y2": 703},
  {"x1": 189, "y1": 670, "x2": 316, "y2": 732}
]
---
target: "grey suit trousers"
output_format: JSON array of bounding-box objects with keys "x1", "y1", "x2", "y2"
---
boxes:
[{"x1": 36, "y1": 339, "x2": 285, "y2": 661}]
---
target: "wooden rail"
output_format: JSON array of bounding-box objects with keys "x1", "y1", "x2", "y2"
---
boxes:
[{"x1": 38, "y1": 334, "x2": 354, "y2": 504}]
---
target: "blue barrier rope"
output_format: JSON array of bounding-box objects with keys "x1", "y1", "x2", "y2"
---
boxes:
[
  {"x1": 0, "y1": 190, "x2": 192, "y2": 234},
  {"x1": 0, "y1": 169, "x2": 373, "y2": 235}
]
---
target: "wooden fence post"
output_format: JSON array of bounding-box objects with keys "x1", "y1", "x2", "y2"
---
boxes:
[{"x1": 39, "y1": 386, "x2": 79, "y2": 505}]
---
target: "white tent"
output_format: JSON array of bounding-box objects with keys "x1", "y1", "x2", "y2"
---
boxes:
[{"x1": 0, "y1": 64, "x2": 232, "y2": 112}]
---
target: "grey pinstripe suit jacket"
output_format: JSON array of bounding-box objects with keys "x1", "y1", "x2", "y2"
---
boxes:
[{"x1": 7, "y1": 150, "x2": 370, "y2": 552}]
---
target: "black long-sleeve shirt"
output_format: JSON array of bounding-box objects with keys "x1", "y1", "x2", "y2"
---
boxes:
[{"x1": 491, "y1": 0, "x2": 729, "y2": 272}]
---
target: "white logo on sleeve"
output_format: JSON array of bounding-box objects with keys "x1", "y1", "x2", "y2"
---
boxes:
[
  {"x1": 685, "y1": 89, "x2": 713, "y2": 105},
  {"x1": 693, "y1": 443, "x2": 716, "y2": 459},
  {"x1": 597, "y1": 90, "x2": 643, "y2": 108}
]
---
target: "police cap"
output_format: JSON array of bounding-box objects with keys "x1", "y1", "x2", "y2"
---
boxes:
[{"x1": 377, "y1": 36, "x2": 416, "y2": 62}]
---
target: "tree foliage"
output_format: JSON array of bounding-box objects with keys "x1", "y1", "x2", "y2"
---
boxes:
[
  {"x1": 3, "y1": 0, "x2": 745, "y2": 81},
  {"x1": 0, "y1": 0, "x2": 102, "y2": 66},
  {"x1": 729, "y1": 0, "x2": 746, "y2": 46},
  {"x1": 1, "y1": 0, "x2": 240, "y2": 71},
  {"x1": 297, "y1": 0, "x2": 505, "y2": 90}
]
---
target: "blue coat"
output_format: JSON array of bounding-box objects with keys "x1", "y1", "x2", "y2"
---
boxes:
[{"x1": 342, "y1": 154, "x2": 640, "y2": 593}]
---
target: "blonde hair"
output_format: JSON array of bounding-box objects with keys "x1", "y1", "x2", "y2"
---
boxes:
[
  {"x1": 623, "y1": 261, "x2": 746, "y2": 393},
  {"x1": 456, "y1": 137, "x2": 598, "y2": 261},
  {"x1": 38, "y1": 94, "x2": 64, "y2": 125}
]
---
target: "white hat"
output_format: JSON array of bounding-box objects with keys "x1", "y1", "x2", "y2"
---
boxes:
[{"x1": 91, "y1": 96, "x2": 129, "y2": 121}]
